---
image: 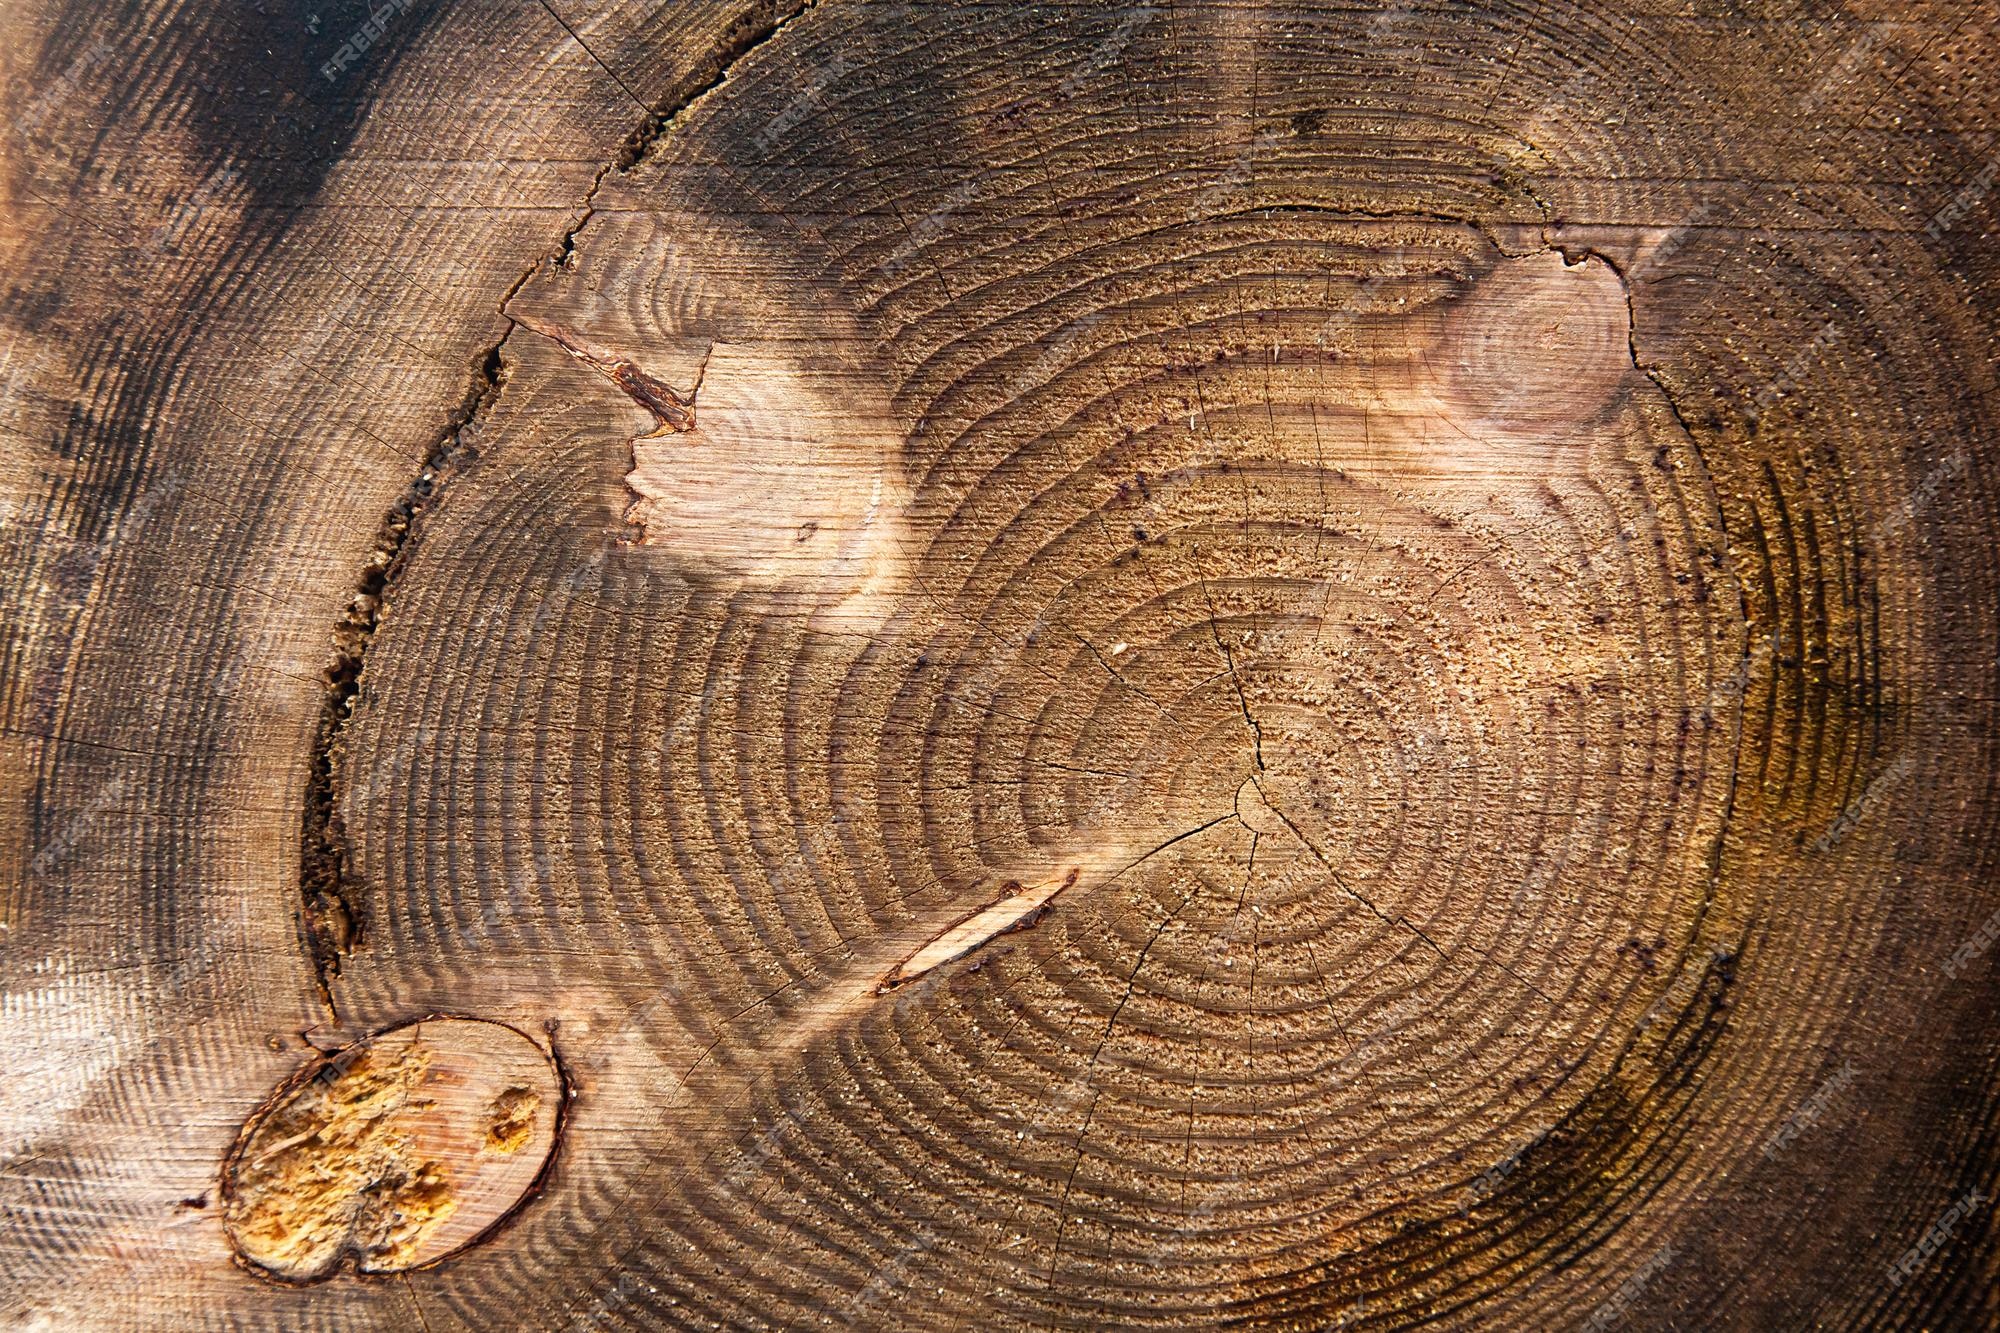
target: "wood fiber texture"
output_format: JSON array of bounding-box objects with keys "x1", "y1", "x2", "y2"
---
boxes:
[{"x1": 3, "y1": 1, "x2": 1998, "y2": 1329}]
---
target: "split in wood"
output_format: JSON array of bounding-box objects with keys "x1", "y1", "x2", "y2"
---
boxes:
[
  {"x1": 509, "y1": 309, "x2": 705, "y2": 437},
  {"x1": 880, "y1": 868, "x2": 1082, "y2": 991}
]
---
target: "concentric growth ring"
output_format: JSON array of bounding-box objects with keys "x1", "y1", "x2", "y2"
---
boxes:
[{"x1": 328, "y1": 191, "x2": 1746, "y2": 1323}]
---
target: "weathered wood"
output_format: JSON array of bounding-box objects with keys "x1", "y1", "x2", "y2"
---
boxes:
[{"x1": 4, "y1": 1, "x2": 1998, "y2": 1329}]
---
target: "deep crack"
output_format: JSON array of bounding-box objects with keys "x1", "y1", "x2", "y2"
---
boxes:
[
  {"x1": 296, "y1": 0, "x2": 817, "y2": 1015},
  {"x1": 297, "y1": 347, "x2": 500, "y2": 1016}
]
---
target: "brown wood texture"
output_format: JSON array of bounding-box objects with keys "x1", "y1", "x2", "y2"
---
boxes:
[{"x1": 4, "y1": 1, "x2": 1998, "y2": 1328}]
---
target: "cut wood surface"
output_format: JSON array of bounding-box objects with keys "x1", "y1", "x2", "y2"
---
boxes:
[{"x1": 3, "y1": 0, "x2": 1997, "y2": 1329}]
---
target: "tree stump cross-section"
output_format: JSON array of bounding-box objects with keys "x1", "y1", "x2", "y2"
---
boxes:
[{"x1": 2, "y1": 0, "x2": 1997, "y2": 1329}]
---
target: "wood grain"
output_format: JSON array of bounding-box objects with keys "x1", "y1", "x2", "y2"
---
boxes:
[{"x1": 3, "y1": 0, "x2": 1997, "y2": 1329}]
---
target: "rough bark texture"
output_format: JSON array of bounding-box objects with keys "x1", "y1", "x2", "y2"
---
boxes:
[{"x1": 4, "y1": 1, "x2": 1998, "y2": 1329}]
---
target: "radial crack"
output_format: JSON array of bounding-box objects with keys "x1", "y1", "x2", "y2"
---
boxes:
[
  {"x1": 1193, "y1": 552, "x2": 1265, "y2": 770},
  {"x1": 1251, "y1": 777, "x2": 1557, "y2": 1007}
]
